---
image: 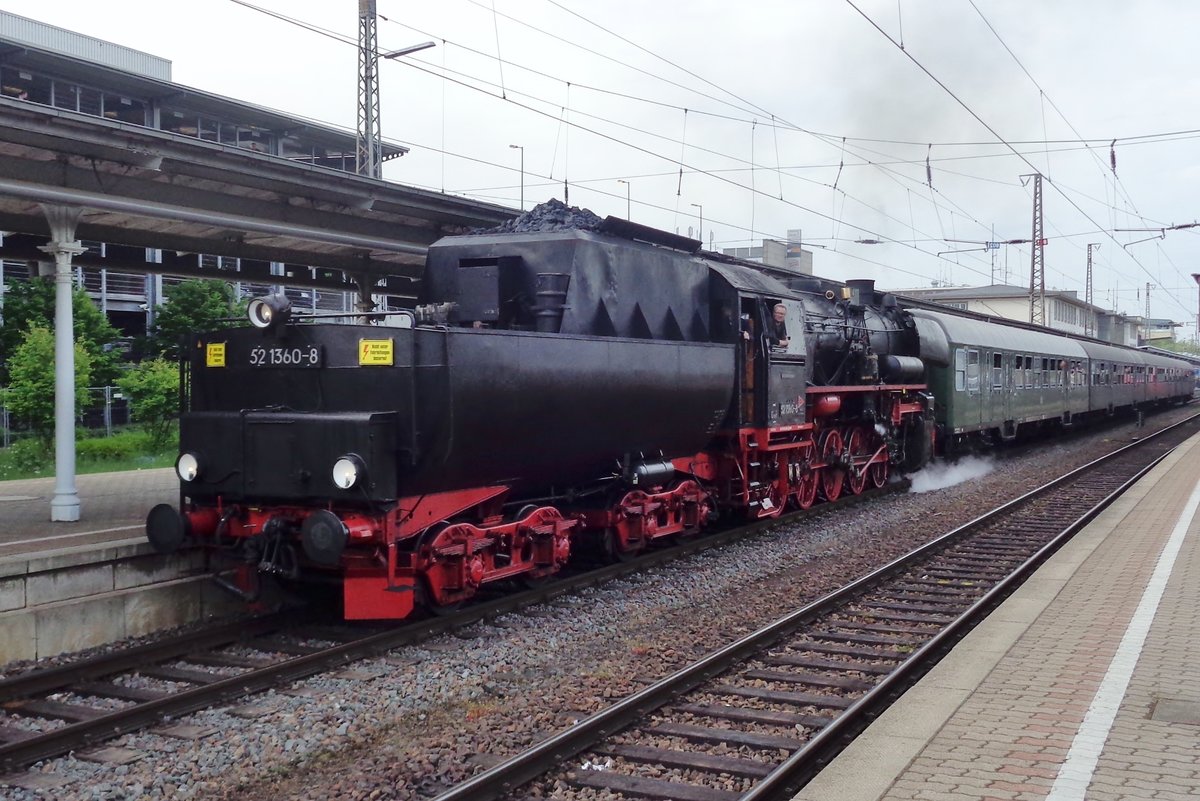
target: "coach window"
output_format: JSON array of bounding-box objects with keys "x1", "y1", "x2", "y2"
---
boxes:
[
  {"x1": 992, "y1": 352, "x2": 1003, "y2": 390},
  {"x1": 954, "y1": 348, "x2": 967, "y2": 391},
  {"x1": 1014, "y1": 355, "x2": 1024, "y2": 388},
  {"x1": 966, "y1": 349, "x2": 980, "y2": 394}
]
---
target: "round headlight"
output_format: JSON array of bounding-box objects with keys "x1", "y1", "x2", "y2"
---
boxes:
[
  {"x1": 247, "y1": 298, "x2": 273, "y2": 329},
  {"x1": 332, "y1": 455, "x2": 365, "y2": 490},
  {"x1": 176, "y1": 452, "x2": 201, "y2": 482},
  {"x1": 247, "y1": 293, "x2": 291, "y2": 330}
]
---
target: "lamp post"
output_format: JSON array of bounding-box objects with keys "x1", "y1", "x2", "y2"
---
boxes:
[
  {"x1": 1192, "y1": 273, "x2": 1200, "y2": 346},
  {"x1": 690, "y1": 203, "x2": 703, "y2": 243},
  {"x1": 509, "y1": 144, "x2": 524, "y2": 210},
  {"x1": 617, "y1": 179, "x2": 631, "y2": 219}
]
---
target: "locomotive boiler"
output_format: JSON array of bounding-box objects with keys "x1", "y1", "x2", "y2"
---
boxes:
[{"x1": 147, "y1": 208, "x2": 935, "y2": 619}]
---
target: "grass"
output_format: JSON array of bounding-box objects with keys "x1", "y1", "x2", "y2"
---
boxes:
[{"x1": 0, "y1": 428, "x2": 178, "y2": 482}]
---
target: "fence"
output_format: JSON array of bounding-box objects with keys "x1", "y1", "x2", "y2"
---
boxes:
[{"x1": 1, "y1": 386, "x2": 132, "y2": 448}]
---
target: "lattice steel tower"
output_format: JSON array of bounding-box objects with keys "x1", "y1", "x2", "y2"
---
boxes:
[
  {"x1": 356, "y1": 0, "x2": 382, "y2": 179},
  {"x1": 1026, "y1": 173, "x2": 1045, "y2": 325}
]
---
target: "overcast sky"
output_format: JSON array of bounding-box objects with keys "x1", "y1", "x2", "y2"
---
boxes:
[{"x1": 4, "y1": 1, "x2": 1198, "y2": 330}]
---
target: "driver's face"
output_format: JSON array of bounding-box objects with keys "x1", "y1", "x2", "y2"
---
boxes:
[{"x1": 773, "y1": 308, "x2": 786, "y2": 321}]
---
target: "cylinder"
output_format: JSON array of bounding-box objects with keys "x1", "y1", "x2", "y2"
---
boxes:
[
  {"x1": 627, "y1": 458, "x2": 676, "y2": 487},
  {"x1": 881, "y1": 355, "x2": 925, "y2": 383}
]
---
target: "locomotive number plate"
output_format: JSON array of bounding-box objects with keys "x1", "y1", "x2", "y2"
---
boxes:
[{"x1": 248, "y1": 344, "x2": 322, "y2": 368}]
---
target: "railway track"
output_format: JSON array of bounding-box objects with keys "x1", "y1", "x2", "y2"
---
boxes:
[
  {"x1": 427, "y1": 412, "x2": 1200, "y2": 801},
  {"x1": 0, "y1": 481, "x2": 894, "y2": 777},
  {"x1": 0, "y1": 411, "x2": 1189, "y2": 783}
]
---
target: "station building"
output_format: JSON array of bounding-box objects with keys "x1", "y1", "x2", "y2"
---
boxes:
[
  {"x1": 0, "y1": 9, "x2": 507, "y2": 339},
  {"x1": 898, "y1": 283, "x2": 1157, "y2": 347}
]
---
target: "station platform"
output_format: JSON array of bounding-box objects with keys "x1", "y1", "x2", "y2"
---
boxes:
[
  {"x1": 0, "y1": 468, "x2": 234, "y2": 664},
  {"x1": 796, "y1": 433, "x2": 1200, "y2": 801},
  {"x1": 0, "y1": 467, "x2": 175, "y2": 560}
]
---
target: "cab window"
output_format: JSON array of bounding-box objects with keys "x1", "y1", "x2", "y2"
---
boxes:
[{"x1": 765, "y1": 300, "x2": 803, "y2": 358}]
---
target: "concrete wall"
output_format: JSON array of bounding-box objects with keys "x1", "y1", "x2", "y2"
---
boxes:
[{"x1": 0, "y1": 540, "x2": 241, "y2": 664}]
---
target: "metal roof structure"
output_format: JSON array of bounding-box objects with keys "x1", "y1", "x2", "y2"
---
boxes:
[
  {"x1": 0, "y1": 17, "x2": 518, "y2": 297},
  {"x1": 0, "y1": 95, "x2": 515, "y2": 296}
]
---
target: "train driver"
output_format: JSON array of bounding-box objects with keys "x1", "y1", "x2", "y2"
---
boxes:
[{"x1": 769, "y1": 303, "x2": 790, "y2": 350}]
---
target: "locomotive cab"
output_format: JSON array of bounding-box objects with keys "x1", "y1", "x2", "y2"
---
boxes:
[{"x1": 734, "y1": 295, "x2": 807, "y2": 428}]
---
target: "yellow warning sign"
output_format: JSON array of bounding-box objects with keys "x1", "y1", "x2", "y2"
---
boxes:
[
  {"x1": 359, "y1": 338, "x2": 394, "y2": 366},
  {"x1": 206, "y1": 343, "x2": 226, "y2": 367}
]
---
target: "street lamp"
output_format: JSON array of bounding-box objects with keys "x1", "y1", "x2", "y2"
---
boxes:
[
  {"x1": 1192, "y1": 273, "x2": 1200, "y2": 346},
  {"x1": 381, "y1": 41, "x2": 436, "y2": 60},
  {"x1": 690, "y1": 203, "x2": 703, "y2": 243},
  {"x1": 509, "y1": 144, "x2": 524, "y2": 211},
  {"x1": 617, "y1": 179, "x2": 631, "y2": 219}
]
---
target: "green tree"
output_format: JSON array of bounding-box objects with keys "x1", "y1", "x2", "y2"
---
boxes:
[
  {"x1": 4, "y1": 326, "x2": 93, "y2": 446},
  {"x1": 117, "y1": 359, "x2": 180, "y2": 449},
  {"x1": 150, "y1": 279, "x2": 247, "y2": 360},
  {"x1": 0, "y1": 277, "x2": 122, "y2": 386}
]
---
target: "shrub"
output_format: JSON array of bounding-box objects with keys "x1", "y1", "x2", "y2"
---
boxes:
[
  {"x1": 117, "y1": 359, "x2": 180, "y2": 449},
  {"x1": 0, "y1": 438, "x2": 51, "y2": 479},
  {"x1": 75, "y1": 431, "x2": 155, "y2": 462},
  {"x1": 4, "y1": 326, "x2": 93, "y2": 446}
]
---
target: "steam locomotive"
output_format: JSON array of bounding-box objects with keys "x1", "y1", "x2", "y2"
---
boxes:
[{"x1": 146, "y1": 209, "x2": 1193, "y2": 619}]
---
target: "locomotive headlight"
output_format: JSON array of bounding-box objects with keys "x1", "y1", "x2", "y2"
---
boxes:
[
  {"x1": 247, "y1": 293, "x2": 292, "y2": 331},
  {"x1": 331, "y1": 454, "x2": 366, "y2": 490},
  {"x1": 176, "y1": 452, "x2": 202, "y2": 482}
]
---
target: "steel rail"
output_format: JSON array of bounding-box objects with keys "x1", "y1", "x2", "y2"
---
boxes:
[
  {"x1": 742, "y1": 448, "x2": 1171, "y2": 800},
  {"x1": 0, "y1": 484, "x2": 895, "y2": 774},
  {"x1": 428, "y1": 411, "x2": 1199, "y2": 801},
  {"x1": 0, "y1": 614, "x2": 289, "y2": 703}
]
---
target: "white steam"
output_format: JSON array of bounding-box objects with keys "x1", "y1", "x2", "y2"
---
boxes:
[{"x1": 908, "y1": 456, "x2": 995, "y2": 494}]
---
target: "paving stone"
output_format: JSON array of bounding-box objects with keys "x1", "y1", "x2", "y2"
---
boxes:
[
  {"x1": 802, "y1": 436, "x2": 1200, "y2": 801},
  {"x1": 1150, "y1": 698, "x2": 1200, "y2": 725}
]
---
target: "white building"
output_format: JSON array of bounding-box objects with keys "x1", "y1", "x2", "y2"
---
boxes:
[{"x1": 895, "y1": 284, "x2": 1155, "y2": 348}]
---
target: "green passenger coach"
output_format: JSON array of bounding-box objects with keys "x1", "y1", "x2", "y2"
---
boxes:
[{"x1": 908, "y1": 308, "x2": 1192, "y2": 453}]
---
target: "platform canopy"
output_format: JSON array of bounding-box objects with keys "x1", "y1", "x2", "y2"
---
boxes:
[{"x1": 0, "y1": 96, "x2": 514, "y2": 294}]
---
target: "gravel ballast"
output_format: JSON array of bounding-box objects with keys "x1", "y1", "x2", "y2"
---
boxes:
[{"x1": 0, "y1": 408, "x2": 1193, "y2": 801}]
